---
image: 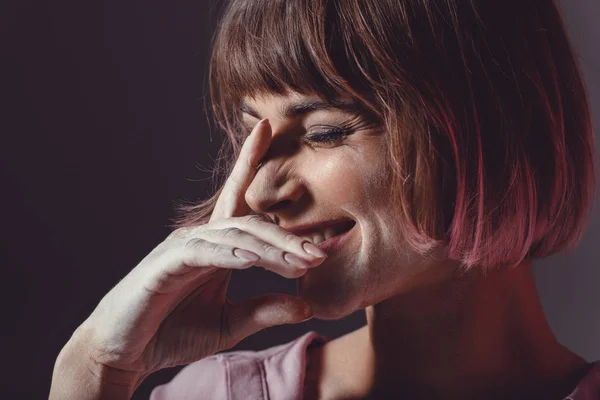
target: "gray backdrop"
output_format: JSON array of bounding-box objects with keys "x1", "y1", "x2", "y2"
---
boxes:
[
  {"x1": 533, "y1": 0, "x2": 600, "y2": 363},
  {"x1": 0, "y1": 0, "x2": 597, "y2": 398}
]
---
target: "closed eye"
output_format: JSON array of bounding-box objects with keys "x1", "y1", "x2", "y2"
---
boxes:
[{"x1": 304, "y1": 126, "x2": 354, "y2": 145}]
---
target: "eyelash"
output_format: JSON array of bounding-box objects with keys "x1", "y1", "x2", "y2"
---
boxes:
[
  {"x1": 241, "y1": 124, "x2": 357, "y2": 146},
  {"x1": 304, "y1": 126, "x2": 354, "y2": 145}
]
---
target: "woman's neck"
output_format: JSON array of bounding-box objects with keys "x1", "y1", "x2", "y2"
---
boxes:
[{"x1": 311, "y1": 260, "x2": 590, "y2": 399}]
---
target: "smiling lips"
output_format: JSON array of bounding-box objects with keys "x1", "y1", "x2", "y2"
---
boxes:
[{"x1": 286, "y1": 219, "x2": 356, "y2": 245}]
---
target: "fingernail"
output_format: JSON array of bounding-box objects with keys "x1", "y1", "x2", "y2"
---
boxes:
[
  {"x1": 254, "y1": 118, "x2": 269, "y2": 131},
  {"x1": 300, "y1": 314, "x2": 314, "y2": 322},
  {"x1": 284, "y1": 253, "x2": 310, "y2": 269},
  {"x1": 234, "y1": 248, "x2": 260, "y2": 261},
  {"x1": 248, "y1": 119, "x2": 269, "y2": 138},
  {"x1": 302, "y1": 242, "x2": 327, "y2": 258}
]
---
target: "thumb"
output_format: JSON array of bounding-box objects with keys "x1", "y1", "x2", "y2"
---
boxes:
[{"x1": 226, "y1": 294, "x2": 313, "y2": 343}]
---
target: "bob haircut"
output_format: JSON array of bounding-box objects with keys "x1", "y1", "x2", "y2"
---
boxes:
[{"x1": 172, "y1": 0, "x2": 596, "y2": 272}]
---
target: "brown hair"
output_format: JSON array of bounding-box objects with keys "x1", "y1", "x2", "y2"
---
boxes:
[{"x1": 171, "y1": 0, "x2": 596, "y2": 271}]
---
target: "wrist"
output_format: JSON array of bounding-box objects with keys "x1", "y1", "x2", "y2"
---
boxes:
[{"x1": 50, "y1": 327, "x2": 146, "y2": 400}]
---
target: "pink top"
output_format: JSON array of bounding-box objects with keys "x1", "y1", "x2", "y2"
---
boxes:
[{"x1": 150, "y1": 331, "x2": 600, "y2": 400}]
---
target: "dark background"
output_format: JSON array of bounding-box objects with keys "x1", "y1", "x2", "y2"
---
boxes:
[{"x1": 1, "y1": 0, "x2": 598, "y2": 398}]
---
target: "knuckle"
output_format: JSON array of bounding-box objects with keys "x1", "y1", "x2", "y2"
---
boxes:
[
  {"x1": 239, "y1": 214, "x2": 264, "y2": 225},
  {"x1": 283, "y1": 233, "x2": 299, "y2": 244},
  {"x1": 185, "y1": 238, "x2": 221, "y2": 254},
  {"x1": 261, "y1": 243, "x2": 283, "y2": 259},
  {"x1": 248, "y1": 214, "x2": 265, "y2": 223},
  {"x1": 184, "y1": 237, "x2": 206, "y2": 249},
  {"x1": 220, "y1": 227, "x2": 243, "y2": 239},
  {"x1": 207, "y1": 242, "x2": 223, "y2": 254}
]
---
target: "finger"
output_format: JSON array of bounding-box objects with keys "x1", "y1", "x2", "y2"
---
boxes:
[
  {"x1": 195, "y1": 227, "x2": 319, "y2": 279},
  {"x1": 140, "y1": 239, "x2": 261, "y2": 294},
  {"x1": 225, "y1": 294, "x2": 313, "y2": 344},
  {"x1": 179, "y1": 238, "x2": 261, "y2": 270},
  {"x1": 210, "y1": 118, "x2": 272, "y2": 222},
  {"x1": 208, "y1": 214, "x2": 328, "y2": 263}
]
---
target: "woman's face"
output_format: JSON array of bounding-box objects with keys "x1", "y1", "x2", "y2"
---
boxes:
[{"x1": 242, "y1": 91, "x2": 451, "y2": 319}]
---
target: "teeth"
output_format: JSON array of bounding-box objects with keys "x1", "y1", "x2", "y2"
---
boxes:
[
  {"x1": 301, "y1": 236, "x2": 314, "y2": 243},
  {"x1": 323, "y1": 227, "x2": 336, "y2": 240},
  {"x1": 299, "y1": 221, "x2": 356, "y2": 245},
  {"x1": 313, "y1": 233, "x2": 325, "y2": 244},
  {"x1": 301, "y1": 226, "x2": 346, "y2": 245}
]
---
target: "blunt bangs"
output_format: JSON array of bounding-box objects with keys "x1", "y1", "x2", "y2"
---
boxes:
[
  {"x1": 212, "y1": 0, "x2": 340, "y2": 102},
  {"x1": 209, "y1": 0, "x2": 390, "y2": 146}
]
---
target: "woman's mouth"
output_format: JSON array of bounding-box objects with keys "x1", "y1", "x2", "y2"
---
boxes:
[{"x1": 298, "y1": 220, "x2": 357, "y2": 251}]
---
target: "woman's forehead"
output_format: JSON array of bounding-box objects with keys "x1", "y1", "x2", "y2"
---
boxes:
[
  {"x1": 240, "y1": 92, "x2": 361, "y2": 119},
  {"x1": 241, "y1": 90, "x2": 353, "y2": 106}
]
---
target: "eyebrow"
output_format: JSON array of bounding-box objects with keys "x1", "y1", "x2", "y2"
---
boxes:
[{"x1": 239, "y1": 99, "x2": 363, "y2": 120}]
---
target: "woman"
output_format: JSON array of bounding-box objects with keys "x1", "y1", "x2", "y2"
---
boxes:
[{"x1": 50, "y1": 0, "x2": 598, "y2": 399}]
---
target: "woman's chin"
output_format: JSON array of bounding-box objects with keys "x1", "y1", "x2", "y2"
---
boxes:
[{"x1": 297, "y1": 278, "x2": 364, "y2": 320}]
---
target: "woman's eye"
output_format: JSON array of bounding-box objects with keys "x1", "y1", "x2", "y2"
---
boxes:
[{"x1": 304, "y1": 126, "x2": 354, "y2": 146}]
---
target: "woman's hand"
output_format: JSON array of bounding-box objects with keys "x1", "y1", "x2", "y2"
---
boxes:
[{"x1": 53, "y1": 119, "x2": 326, "y2": 394}]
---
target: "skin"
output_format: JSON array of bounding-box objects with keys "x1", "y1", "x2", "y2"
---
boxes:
[
  {"x1": 49, "y1": 89, "x2": 591, "y2": 400},
  {"x1": 241, "y1": 91, "x2": 592, "y2": 400},
  {"x1": 50, "y1": 117, "x2": 326, "y2": 399}
]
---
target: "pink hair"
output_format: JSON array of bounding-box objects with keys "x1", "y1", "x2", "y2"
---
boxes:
[{"x1": 171, "y1": 0, "x2": 596, "y2": 272}]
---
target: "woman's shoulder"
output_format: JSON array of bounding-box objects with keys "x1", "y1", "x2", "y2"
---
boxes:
[
  {"x1": 565, "y1": 361, "x2": 600, "y2": 400},
  {"x1": 149, "y1": 330, "x2": 328, "y2": 400}
]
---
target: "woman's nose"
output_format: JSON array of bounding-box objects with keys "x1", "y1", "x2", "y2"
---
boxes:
[{"x1": 244, "y1": 159, "x2": 305, "y2": 215}]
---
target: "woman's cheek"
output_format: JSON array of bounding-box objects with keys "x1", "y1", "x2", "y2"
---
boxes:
[{"x1": 311, "y1": 153, "x2": 368, "y2": 202}]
